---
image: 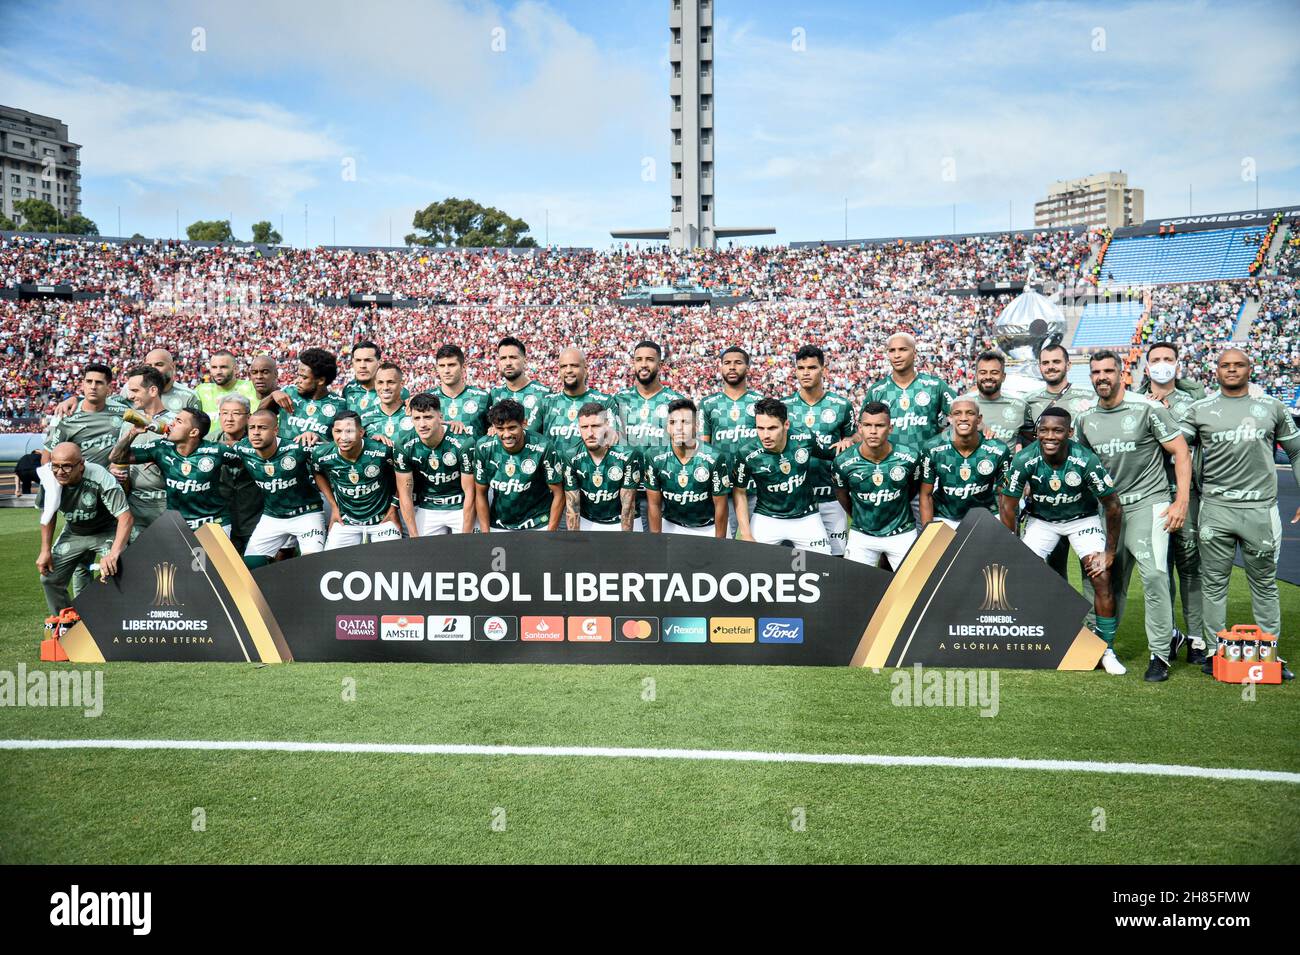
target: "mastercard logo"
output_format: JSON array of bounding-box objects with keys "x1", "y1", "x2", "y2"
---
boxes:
[{"x1": 614, "y1": 616, "x2": 659, "y2": 643}]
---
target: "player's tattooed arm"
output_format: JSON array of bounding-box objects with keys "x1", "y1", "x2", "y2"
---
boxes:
[
  {"x1": 107, "y1": 426, "x2": 145, "y2": 467},
  {"x1": 565, "y1": 489, "x2": 581, "y2": 530},
  {"x1": 395, "y1": 471, "x2": 420, "y2": 537},
  {"x1": 619, "y1": 488, "x2": 636, "y2": 531}
]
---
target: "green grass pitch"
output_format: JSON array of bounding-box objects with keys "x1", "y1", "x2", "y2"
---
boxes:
[{"x1": 0, "y1": 507, "x2": 1295, "y2": 863}]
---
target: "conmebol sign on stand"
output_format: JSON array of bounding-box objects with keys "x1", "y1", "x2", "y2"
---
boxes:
[{"x1": 62, "y1": 510, "x2": 1105, "y2": 669}]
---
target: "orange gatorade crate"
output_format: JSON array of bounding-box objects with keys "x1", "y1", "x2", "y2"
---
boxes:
[
  {"x1": 1212, "y1": 625, "x2": 1281, "y2": 685},
  {"x1": 39, "y1": 609, "x2": 75, "y2": 663}
]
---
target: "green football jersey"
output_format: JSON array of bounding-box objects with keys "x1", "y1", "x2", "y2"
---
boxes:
[
  {"x1": 1023, "y1": 383, "x2": 1096, "y2": 438},
  {"x1": 278, "y1": 386, "x2": 346, "y2": 444},
  {"x1": 644, "y1": 443, "x2": 732, "y2": 527},
  {"x1": 1000, "y1": 440, "x2": 1115, "y2": 523},
  {"x1": 360, "y1": 402, "x2": 416, "y2": 443},
  {"x1": 541, "y1": 389, "x2": 614, "y2": 459},
  {"x1": 437, "y1": 385, "x2": 491, "y2": 439},
  {"x1": 1180, "y1": 393, "x2": 1300, "y2": 509},
  {"x1": 44, "y1": 405, "x2": 123, "y2": 467},
  {"x1": 217, "y1": 433, "x2": 264, "y2": 534},
  {"x1": 564, "y1": 445, "x2": 641, "y2": 524},
  {"x1": 231, "y1": 438, "x2": 323, "y2": 519},
  {"x1": 1075, "y1": 393, "x2": 1181, "y2": 508},
  {"x1": 833, "y1": 443, "x2": 920, "y2": 536},
  {"x1": 490, "y1": 380, "x2": 552, "y2": 431},
  {"x1": 343, "y1": 380, "x2": 409, "y2": 415},
  {"x1": 614, "y1": 385, "x2": 686, "y2": 465},
  {"x1": 132, "y1": 439, "x2": 242, "y2": 527},
  {"x1": 783, "y1": 390, "x2": 855, "y2": 501},
  {"x1": 39, "y1": 462, "x2": 129, "y2": 537},
  {"x1": 393, "y1": 429, "x2": 475, "y2": 511},
  {"x1": 733, "y1": 431, "x2": 836, "y2": 520},
  {"x1": 861, "y1": 373, "x2": 955, "y2": 448},
  {"x1": 118, "y1": 409, "x2": 178, "y2": 527},
  {"x1": 958, "y1": 391, "x2": 1028, "y2": 446},
  {"x1": 921, "y1": 434, "x2": 1011, "y2": 522},
  {"x1": 311, "y1": 438, "x2": 396, "y2": 526},
  {"x1": 699, "y1": 389, "x2": 760, "y2": 461},
  {"x1": 473, "y1": 436, "x2": 565, "y2": 530}
]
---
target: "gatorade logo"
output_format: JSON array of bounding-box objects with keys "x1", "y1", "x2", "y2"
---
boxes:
[
  {"x1": 615, "y1": 616, "x2": 661, "y2": 643},
  {"x1": 521, "y1": 615, "x2": 564, "y2": 642},
  {"x1": 567, "y1": 616, "x2": 612, "y2": 642},
  {"x1": 709, "y1": 617, "x2": 756, "y2": 643}
]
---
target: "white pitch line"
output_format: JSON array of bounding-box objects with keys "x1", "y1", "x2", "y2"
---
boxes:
[{"x1": 1, "y1": 738, "x2": 1297, "y2": 784}]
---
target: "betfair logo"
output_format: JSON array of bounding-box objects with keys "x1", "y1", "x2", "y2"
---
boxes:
[
  {"x1": 978, "y1": 563, "x2": 1014, "y2": 612},
  {"x1": 709, "y1": 617, "x2": 755, "y2": 643},
  {"x1": 151, "y1": 562, "x2": 181, "y2": 607}
]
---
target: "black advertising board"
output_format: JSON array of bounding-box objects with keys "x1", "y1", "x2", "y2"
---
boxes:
[{"x1": 65, "y1": 510, "x2": 1105, "y2": 670}]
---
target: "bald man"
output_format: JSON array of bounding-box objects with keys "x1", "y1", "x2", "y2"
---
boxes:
[
  {"x1": 860, "y1": 332, "x2": 957, "y2": 451},
  {"x1": 36, "y1": 442, "x2": 133, "y2": 613},
  {"x1": 1180, "y1": 348, "x2": 1300, "y2": 672},
  {"x1": 539, "y1": 348, "x2": 615, "y2": 460},
  {"x1": 248, "y1": 355, "x2": 280, "y2": 404}
]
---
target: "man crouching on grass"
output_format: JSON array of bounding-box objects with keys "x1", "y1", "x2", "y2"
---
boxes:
[{"x1": 998, "y1": 407, "x2": 1126, "y2": 676}]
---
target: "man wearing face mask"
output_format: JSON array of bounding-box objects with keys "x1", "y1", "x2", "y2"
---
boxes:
[{"x1": 1137, "y1": 342, "x2": 1207, "y2": 665}]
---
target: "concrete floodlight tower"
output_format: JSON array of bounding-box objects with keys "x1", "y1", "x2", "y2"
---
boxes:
[{"x1": 612, "y1": 0, "x2": 774, "y2": 250}]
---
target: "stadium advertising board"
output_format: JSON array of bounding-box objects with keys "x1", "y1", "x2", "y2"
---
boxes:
[{"x1": 63, "y1": 510, "x2": 1104, "y2": 669}]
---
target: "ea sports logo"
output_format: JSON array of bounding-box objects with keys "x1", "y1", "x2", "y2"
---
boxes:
[{"x1": 483, "y1": 616, "x2": 508, "y2": 640}]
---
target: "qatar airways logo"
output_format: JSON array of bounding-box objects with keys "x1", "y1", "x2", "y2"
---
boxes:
[{"x1": 1207, "y1": 424, "x2": 1269, "y2": 445}]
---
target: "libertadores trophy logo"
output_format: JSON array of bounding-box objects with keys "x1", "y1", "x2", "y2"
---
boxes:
[
  {"x1": 978, "y1": 563, "x2": 1014, "y2": 612},
  {"x1": 152, "y1": 561, "x2": 182, "y2": 607}
]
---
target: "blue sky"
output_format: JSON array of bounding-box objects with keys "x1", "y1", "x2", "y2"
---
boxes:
[{"x1": 2, "y1": 0, "x2": 1297, "y2": 247}]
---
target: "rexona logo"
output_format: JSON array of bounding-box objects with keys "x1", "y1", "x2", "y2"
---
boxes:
[
  {"x1": 521, "y1": 615, "x2": 564, "y2": 642},
  {"x1": 473, "y1": 615, "x2": 518, "y2": 642},
  {"x1": 757, "y1": 617, "x2": 804, "y2": 644},
  {"x1": 709, "y1": 617, "x2": 756, "y2": 643},
  {"x1": 381, "y1": 614, "x2": 424, "y2": 641},
  {"x1": 660, "y1": 617, "x2": 705, "y2": 643},
  {"x1": 567, "y1": 616, "x2": 612, "y2": 642},
  {"x1": 427, "y1": 615, "x2": 471, "y2": 641},
  {"x1": 616, "y1": 616, "x2": 661, "y2": 643},
  {"x1": 335, "y1": 615, "x2": 378, "y2": 640}
]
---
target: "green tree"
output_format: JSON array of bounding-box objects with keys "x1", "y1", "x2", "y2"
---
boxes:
[
  {"x1": 406, "y1": 197, "x2": 538, "y2": 248},
  {"x1": 0, "y1": 213, "x2": 16, "y2": 231},
  {"x1": 10, "y1": 199, "x2": 98, "y2": 235},
  {"x1": 67, "y1": 214, "x2": 99, "y2": 236},
  {"x1": 250, "y1": 220, "x2": 282, "y2": 244},
  {"x1": 186, "y1": 219, "x2": 235, "y2": 242}
]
